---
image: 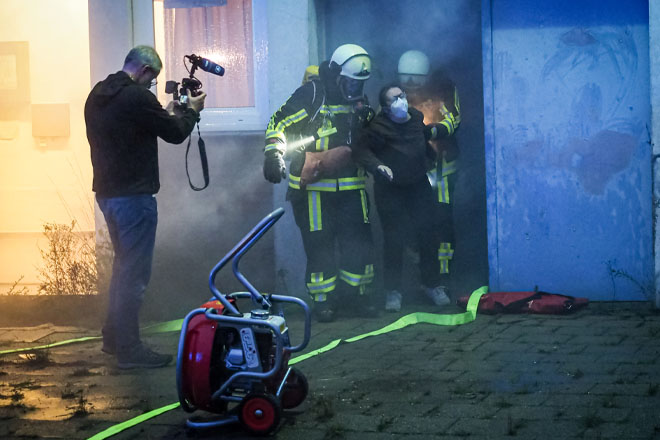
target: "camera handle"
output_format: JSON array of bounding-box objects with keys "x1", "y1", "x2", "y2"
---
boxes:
[{"x1": 185, "y1": 123, "x2": 210, "y2": 191}]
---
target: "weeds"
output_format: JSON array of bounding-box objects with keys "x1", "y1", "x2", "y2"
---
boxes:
[
  {"x1": 322, "y1": 423, "x2": 345, "y2": 440},
  {"x1": 311, "y1": 395, "x2": 335, "y2": 422},
  {"x1": 376, "y1": 415, "x2": 395, "y2": 432},
  {"x1": 5, "y1": 276, "x2": 30, "y2": 296},
  {"x1": 20, "y1": 348, "x2": 52, "y2": 368},
  {"x1": 37, "y1": 221, "x2": 98, "y2": 295},
  {"x1": 67, "y1": 389, "x2": 93, "y2": 418}
]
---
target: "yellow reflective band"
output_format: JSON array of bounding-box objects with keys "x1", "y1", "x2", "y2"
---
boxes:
[
  {"x1": 339, "y1": 266, "x2": 375, "y2": 287},
  {"x1": 359, "y1": 189, "x2": 369, "y2": 223},
  {"x1": 438, "y1": 242, "x2": 454, "y2": 259},
  {"x1": 289, "y1": 173, "x2": 301, "y2": 190},
  {"x1": 265, "y1": 130, "x2": 286, "y2": 142},
  {"x1": 307, "y1": 273, "x2": 337, "y2": 295},
  {"x1": 438, "y1": 176, "x2": 450, "y2": 203},
  {"x1": 439, "y1": 117, "x2": 455, "y2": 136},
  {"x1": 454, "y1": 88, "x2": 461, "y2": 125},
  {"x1": 264, "y1": 143, "x2": 283, "y2": 154},
  {"x1": 431, "y1": 126, "x2": 438, "y2": 138},
  {"x1": 440, "y1": 260, "x2": 449, "y2": 274},
  {"x1": 306, "y1": 179, "x2": 338, "y2": 192},
  {"x1": 308, "y1": 191, "x2": 322, "y2": 231},
  {"x1": 338, "y1": 176, "x2": 366, "y2": 191},
  {"x1": 442, "y1": 158, "x2": 457, "y2": 176},
  {"x1": 324, "y1": 104, "x2": 352, "y2": 114},
  {"x1": 316, "y1": 122, "x2": 333, "y2": 151},
  {"x1": 438, "y1": 242, "x2": 454, "y2": 274},
  {"x1": 274, "y1": 109, "x2": 308, "y2": 135}
]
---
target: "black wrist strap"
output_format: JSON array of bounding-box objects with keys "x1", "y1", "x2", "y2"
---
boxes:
[{"x1": 185, "y1": 123, "x2": 209, "y2": 191}]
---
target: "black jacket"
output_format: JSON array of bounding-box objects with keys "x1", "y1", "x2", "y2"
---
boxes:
[
  {"x1": 85, "y1": 71, "x2": 199, "y2": 197},
  {"x1": 354, "y1": 108, "x2": 438, "y2": 187}
]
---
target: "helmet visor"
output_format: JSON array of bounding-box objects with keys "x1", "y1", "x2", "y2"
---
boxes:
[
  {"x1": 339, "y1": 77, "x2": 365, "y2": 101},
  {"x1": 399, "y1": 74, "x2": 428, "y2": 90}
]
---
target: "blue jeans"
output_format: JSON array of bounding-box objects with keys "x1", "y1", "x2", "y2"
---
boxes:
[{"x1": 96, "y1": 194, "x2": 158, "y2": 355}]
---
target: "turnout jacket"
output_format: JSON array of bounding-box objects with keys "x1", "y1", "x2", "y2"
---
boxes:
[
  {"x1": 354, "y1": 107, "x2": 450, "y2": 187},
  {"x1": 85, "y1": 71, "x2": 199, "y2": 197},
  {"x1": 264, "y1": 80, "x2": 365, "y2": 194}
]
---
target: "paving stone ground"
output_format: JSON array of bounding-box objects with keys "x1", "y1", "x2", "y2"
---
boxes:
[{"x1": 1, "y1": 297, "x2": 659, "y2": 439}]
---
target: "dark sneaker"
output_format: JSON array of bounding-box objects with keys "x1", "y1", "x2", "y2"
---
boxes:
[
  {"x1": 117, "y1": 346, "x2": 172, "y2": 369},
  {"x1": 313, "y1": 301, "x2": 336, "y2": 323}
]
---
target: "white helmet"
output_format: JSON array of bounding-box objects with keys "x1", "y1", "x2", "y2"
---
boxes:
[
  {"x1": 329, "y1": 44, "x2": 371, "y2": 101},
  {"x1": 398, "y1": 50, "x2": 430, "y2": 89},
  {"x1": 330, "y1": 44, "x2": 371, "y2": 80}
]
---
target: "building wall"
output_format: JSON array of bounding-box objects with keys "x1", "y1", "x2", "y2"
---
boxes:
[
  {"x1": 0, "y1": 0, "x2": 93, "y2": 295},
  {"x1": 650, "y1": 1, "x2": 660, "y2": 308},
  {"x1": 483, "y1": 0, "x2": 652, "y2": 300}
]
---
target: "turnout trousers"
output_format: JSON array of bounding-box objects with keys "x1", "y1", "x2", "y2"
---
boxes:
[{"x1": 289, "y1": 188, "x2": 374, "y2": 303}]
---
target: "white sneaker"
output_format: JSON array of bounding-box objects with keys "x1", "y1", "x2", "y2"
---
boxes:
[
  {"x1": 425, "y1": 285, "x2": 451, "y2": 306},
  {"x1": 385, "y1": 290, "x2": 402, "y2": 312}
]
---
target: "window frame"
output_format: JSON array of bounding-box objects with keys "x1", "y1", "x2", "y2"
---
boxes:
[{"x1": 133, "y1": 0, "x2": 268, "y2": 133}]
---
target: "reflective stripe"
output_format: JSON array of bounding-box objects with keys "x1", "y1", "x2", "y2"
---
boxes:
[
  {"x1": 264, "y1": 143, "x2": 282, "y2": 153},
  {"x1": 438, "y1": 242, "x2": 454, "y2": 275},
  {"x1": 453, "y1": 87, "x2": 461, "y2": 125},
  {"x1": 439, "y1": 117, "x2": 455, "y2": 136},
  {"x1": 307, "y1": 179, "x2": 338, "y2": 192},
  {"x1": 340, "y1": 265, "x2": 374, "y2": 295},
  {"x1": 288, "y1": 174, "x2": 367, "y2": 192},
  {"x1": 265, "y1": 130, "x2": 285, "y2": 142},
  {"x1": 273, "y1": 109, "x2": 308, "y2": 137},
  {"x1": 322, "y1": 104, "x2": 352, "y2": 114},
  {"x1": 289, "y1": 174, "x2": 301, "y2": 190},
  {"x1": 359, "y1": 189, "x2": 369, "y2": 223},
  {"x1": 442, "y1": 158, "x2": 457, "y2": 176},
  {"x1": 438, "y1": 175, "x2": 450, "y2": 204},
  {"x1": 308, "y1": 191, "x2": 322, "y2": 231},
  {"x1": 430, "y1": 126, "x2": 438, "y2": 138},
  {"x1": 307, "y1": 272, "x2": 337, "y2": 298},
  {"x1": 338, "y1": 176, "x2": 366, "y2": 191}
]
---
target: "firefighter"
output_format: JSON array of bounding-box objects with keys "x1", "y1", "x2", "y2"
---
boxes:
[
  {"x1": 262, "y1": 44, "x2": 376, "y2": 322},
  {"x1": 397, "y1": 50, "x2": 461, "y2": 299}
]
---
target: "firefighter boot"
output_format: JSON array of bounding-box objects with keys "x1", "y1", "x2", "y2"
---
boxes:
[{"x1": 313, "y1": 300, "x2": 336, "y2": 323}]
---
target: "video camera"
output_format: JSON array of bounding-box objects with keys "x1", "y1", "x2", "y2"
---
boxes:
[{"x1": 165, "y1": 53, "x2": 225, "y2": 107}]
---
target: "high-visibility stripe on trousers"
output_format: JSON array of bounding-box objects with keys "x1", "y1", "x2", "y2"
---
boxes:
[
  {"x1": 339, "y1": 264, "x2": 374, "y2": 296},
  {"x1": 438, "y1": 242, "x2": 454, "y2": 274},
  {"x1": 307, "y1": 272, "x2": 337, "y2": 302}
]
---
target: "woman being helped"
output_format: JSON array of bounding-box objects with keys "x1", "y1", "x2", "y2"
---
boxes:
[{"x1": 353, "y1": 83, "x2": 458, "y2": 312}]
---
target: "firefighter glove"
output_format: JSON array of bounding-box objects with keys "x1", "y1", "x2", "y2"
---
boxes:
[
  {"x1": 376, "y1": 164, "x2": 394, "y2": 182},
  {"x1": 263, "y1": 150, "x2": 286, "y2": 183}
]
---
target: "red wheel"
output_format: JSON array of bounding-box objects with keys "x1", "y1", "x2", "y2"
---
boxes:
[
  {"x1": 280, "y1": 368, "x2": 309, "y2": 409},
  {"x1": 239, "y1": 393, "x2": 281, "y2": 435}
]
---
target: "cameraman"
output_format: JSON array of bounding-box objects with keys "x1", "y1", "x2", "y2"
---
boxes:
[{"x1": 85, "y1": 45, "x2": 206, "y2": 369}]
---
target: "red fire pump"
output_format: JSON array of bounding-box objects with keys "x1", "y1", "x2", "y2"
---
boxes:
[{"x1": 176, "y1": 208, "x2": 311, "y2": 435}]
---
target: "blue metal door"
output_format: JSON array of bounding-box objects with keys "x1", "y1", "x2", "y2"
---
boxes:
[{"x1": 483, "y1": 0, "x2": 652, "y2": 300}]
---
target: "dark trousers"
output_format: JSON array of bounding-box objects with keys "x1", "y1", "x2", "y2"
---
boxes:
[
  {"x1": 96, "y1": 194, "x2": 157, "y2": 355},
  {"x1": 374, "y1": 178, "x2": 441, "y2": 291},
  {"x1": 290, "y1": 189, "x2": 373, "y2": 302}
]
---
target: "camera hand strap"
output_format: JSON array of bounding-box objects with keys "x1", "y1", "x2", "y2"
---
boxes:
[{"x1": 185, "y1": 123, "x2": 210, "y2": 191}]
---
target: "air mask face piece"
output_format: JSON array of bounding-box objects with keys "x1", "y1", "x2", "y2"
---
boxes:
[
  {"x1": 389, "y1": 95, "x2": 409, "y2": 120},
  {"x1": 339, "y1": 76, "x2": 365, "y2": 101}
]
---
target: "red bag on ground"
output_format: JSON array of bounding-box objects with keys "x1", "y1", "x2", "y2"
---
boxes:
[{"x1": 457, "y1": 290, "x2": 588, "y2": 314}]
